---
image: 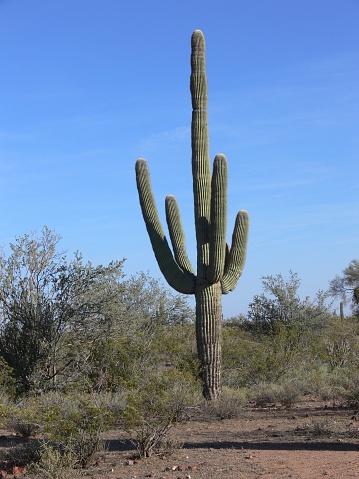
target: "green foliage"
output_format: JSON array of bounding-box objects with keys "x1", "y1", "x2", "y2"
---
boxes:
[
  {"x1": 0, "y1": 357, "x2": 16, "y2": 399},
  {"x1": 84, "y1": 334, "x2": 155, "y2": 391},
  {"x1": 329, "y1": 259, "x2": 359, "y2": 317},
  {"x1": 29, "y1": 443, "x2": 77, "y2": 479},
  {"x1": 8, "y1": 392, "x2": 114, "y2": 469},
  {"x1": 0, "y1": 227, "x2": 126, "y2": 395},
  {"x1": 121, "y1": 272, "x2": 195, "y2": 331},
  {"x1": 245, "y1": 271, "x2": 331, "y2": 336},
  {"x1": 223, "y1": 322, "x2": 308, "y2": 387},
  {"x1": 122, "y1": 369, "x2": 201, "y2": 457},
  {"x1": 41, "y1": 394, "x2": 113, "y2": 468}
]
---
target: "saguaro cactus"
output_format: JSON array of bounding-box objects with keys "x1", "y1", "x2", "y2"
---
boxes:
[{"x1": 135, "y1": 30, "x2": 249, "y2": 399}]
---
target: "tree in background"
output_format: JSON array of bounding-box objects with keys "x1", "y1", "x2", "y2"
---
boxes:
[
  {"x1": 329, "y1": 260, "x2": 359, "y2": 317},
  {"x1": 244, "y1": 271, "x2": 331, "y2": 336},
  {"x1": 0, "y1": 227, "x2": 125, "y2": 395},
  {"x1": 0, "y1": 227, "x2": 195, "y2": 396},
  {"x1": 120, "y1": 272, "x2": 194, "y2": 332}
]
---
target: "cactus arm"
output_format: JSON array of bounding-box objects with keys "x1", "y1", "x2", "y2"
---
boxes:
[
  {"x1": 135, "y1": 29, "x2": 250, "y2": 399},
  {"x1": 221, "y1": 210, "x2": 249, "y2": 294},
  {"x1": 135, "y1": 158, "x2": 196, "y2": 294},
  {"x1": 165, "y1": 194, "x2": 195, "y2": 275},
  {"x1": 190, "y1": 30, "x2": 211, "y2": 276},
  {"x1": 208, "y1": 154, "x2": 228, "y2": 284}
]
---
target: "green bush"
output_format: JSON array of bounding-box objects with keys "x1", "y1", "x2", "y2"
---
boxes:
[
  {"x1": 7, "y1": 392, "x2": 114, "y2": 469},
  {"x1": 122, "y1": 369, "x2": 201, "y2": 458},
  {"x1": 28, "y1": 442, "x2": 77, "y2": 479},
  {"x1": 41, "y1": 394, "x2": 113, "y2": 468},
  {"x1": 223, "y1": 324, "x2": 310, "y2": 388}
]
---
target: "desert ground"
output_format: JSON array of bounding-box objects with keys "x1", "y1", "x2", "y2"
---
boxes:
[{"x1": 32, "y1": 397, "x2": 358, "y2": 479}]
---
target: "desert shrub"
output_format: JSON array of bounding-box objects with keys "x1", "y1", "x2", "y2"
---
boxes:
[
  {"x1": 0, "y1": 392, "x2": 15, "y2": 429},
  {"x1": 277, "y1": 380, "x2": 304, "y2": 407},
  {"x1": 201, "y1": 387, "x2": 248, "y2": 419},
  {"x1": 0, "y1": 440, "x2": 41, "y2": 470},
  {"x1": 249, "y1": 379, "x2": 304, "y2": 408},
  {"x1": 223, "y1": 323, "x2": 310, "y2": 388},
  {"x1": 5, "y1": 396, "x2": 44, "y2": 437},
  {"x1": 0, "y1": 358, "x2": 16, "y2": 399},
  {"x1": 8, "y1": 392, "x2": 114, "y2": 469},
  {"x1": 84, "y1": 335, "x2": 153, "y2": 391},
  {"x1": 42, "y1": 394, "x2": 113, "y2": 468},
  {"x1": 28, "y1": 442, "x2": 77, "y2": 479},
  {"x1": 249, "y1": 381, "x2": 282, "y2": 407},
  {"x1": 310, "y1": 418, "x2": 332, "y2": 437},
  {"x1": 7, "y1": 418, "x2": 42, "y2": 437},
  {"x1": 151, "y1": 324, "x2": 200, "y2": 376},
  {"x1": 337, "y1": 375, "x2": 359, "y2": 406},
  {"x1": 122, "y1": 369, "x2": 201, "y2": 458}
]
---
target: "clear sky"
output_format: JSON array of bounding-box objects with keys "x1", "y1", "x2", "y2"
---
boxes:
[{"x1": 1, "y1": 0, "x2": 358, "y2": 317}]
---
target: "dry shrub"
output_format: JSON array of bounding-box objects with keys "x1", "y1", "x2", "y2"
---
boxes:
[
  {"x1": 28, "y1": 442, "x2": 77, "y2": 479},
  {"x1": 202, "y1": 387, "x2": 248, "y2": 420},
  {"x1": 7, "y1": 419, "x2": 42, "y2": 437},
  {"x1": 249, "y1": 380, "x2": 303, "y2": 408},
  {"x1": 122, "y1": 369, "x2": 201, "y2": 458}
]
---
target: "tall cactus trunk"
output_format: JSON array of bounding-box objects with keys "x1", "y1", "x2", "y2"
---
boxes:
[
  {"x1": 195, "y1": 282, "x2": 222, "y2": 399},
  {"x1": 135, "y1": 30, "x2": 249, "y2": 400}
]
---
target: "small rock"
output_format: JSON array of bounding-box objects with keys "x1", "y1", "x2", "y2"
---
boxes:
[
  {"x1": 126, "y1": 459, "x2": 134, "y2": 466},
  {"x1": 188, "y1": 465, "x2": 198, "y2": 471},
  {"x1": 11, "y1": 466, "x2": 26, "y2": 478}
]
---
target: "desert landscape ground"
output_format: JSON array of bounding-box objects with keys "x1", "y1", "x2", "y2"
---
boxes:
[
  {"x1": 84, "y1": 397, "x2": 359, "y2": 479},
  {"x1": 2, "y1": 397, "x2": 356, "y2": 479}
]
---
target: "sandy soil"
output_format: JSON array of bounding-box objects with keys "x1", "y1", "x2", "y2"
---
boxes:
[
  {"x1": 89, "y1": 399, "x2": 359, "y2": 479},
  {"x1": 2, "y1": 398, "x2": 359, "y2": 478}
]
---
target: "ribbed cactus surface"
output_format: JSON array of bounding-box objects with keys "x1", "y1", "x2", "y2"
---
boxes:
[{"x1": 136, "y1": 30, "x2": 249, "y2": 399}]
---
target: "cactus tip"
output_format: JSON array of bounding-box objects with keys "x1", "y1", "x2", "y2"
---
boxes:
[{"x1": 191, "y1": 29, "x2": 205, "y2": 48}]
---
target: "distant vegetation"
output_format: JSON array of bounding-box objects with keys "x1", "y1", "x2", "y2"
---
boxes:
[{"x1": 0, "y1": 227, "x2": 358, "y2": 476}]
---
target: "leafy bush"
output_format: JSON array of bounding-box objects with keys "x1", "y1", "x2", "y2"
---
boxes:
[
  {"x1": 223, "y1": 323, "x2": 310, "y2": 388},
  {"x1": 122, "y1": 369, "x2": 201, "y2": 458},
  {"x1": 42, "y1": 394, "x2": 113, "y2": 468},
  {"x1": 8, "y1": 392, "x2": 114, "y2": 469},
  {"x1": 28, "y1": 442, "x2": 77, "y2": 479}
]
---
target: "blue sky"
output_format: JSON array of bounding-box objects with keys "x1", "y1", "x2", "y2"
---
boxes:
[{"x1": 0, "y1": 0, "x2": 358, "y2": 317}]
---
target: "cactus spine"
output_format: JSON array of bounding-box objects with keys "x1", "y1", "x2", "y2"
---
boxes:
[{"x1": 135, "y1": 30, "x2": 249, "y2": 399}]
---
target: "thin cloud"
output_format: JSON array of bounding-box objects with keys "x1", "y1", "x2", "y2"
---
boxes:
[{"x1": 140, "y1": 126, "x2": 190, "y2": 152}]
